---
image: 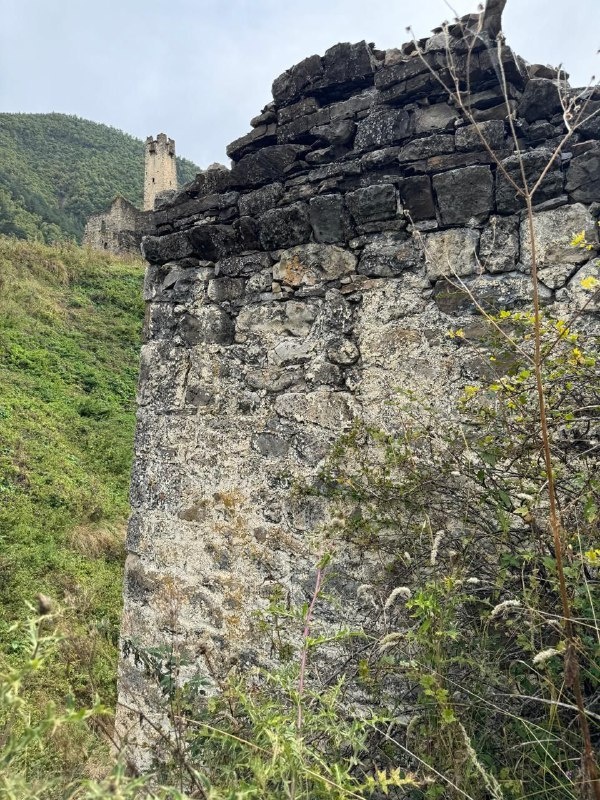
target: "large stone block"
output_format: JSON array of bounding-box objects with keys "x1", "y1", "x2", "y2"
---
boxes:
[
  {"x1": 273, "y1": 243, "x2": 356, "y2": 286},
  {"x1": 566, "y1": 147, "x2": 600, "y2": 203},
  {"x1": 231, "y1": 145, "x2": 306, "y2": 188},
  {"x1": 397, "y1": 176, "x2": 436, "y2": 221},
  {"x1": 496, "y1": 149, "x2": 563, "y2": 213},
  {"x1": 520, "y1": 203, "x2": 598, "y2": 286},
  {"x1": 346, "y1": 184, "x2": 398, "y2": 225},
  {"x1": 354, "y1": 107, "x2": 414, "y2": 150},
  {"x1": 141, "y1": 232, "x2": 194, "y2": 265},
  {"x1": 309, "y1": 194, "x2": 352, "y2": 243},
  {"x1": 258, "y1": 203, "x2": 312, "y2": 250},
  {"x1": 358, "y1": 233, "x2": 420, "y2": 277},
  {"x1": 424, "y1": 228, "x2": 480, "y2": 280},
  {"x1": 238, "y1": 183, "x2": 284, "y2": 217},
  {"x1": 433, "y1": 166, "x2": 494, "y2": 225},
  {"x1": 517, "y1": 78, "x2": 562, "y2": 123},
  {"x1": 178, "y1": 307, "x2": 235, "y2": 346},
  {"x1": 188, "y1": 224, "x2": 238, "y2": 261},
  {"x1": 479, "y1": 216, "x2": 519, "y2": 273}
]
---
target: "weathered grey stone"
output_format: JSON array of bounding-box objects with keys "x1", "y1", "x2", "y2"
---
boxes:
[
  {"x1": 520, "y1": 204, "x2": 598, "y2": 282},
  {"x1": 277, "y1": 108, "x2": 331, "y2": 144},
  {"x1": 479, "y1": 217, "x2": 519, "y2": 273},
  {"x1": 215, "y1": 252, "x2": 271, "y2": 278},
  {"x1": 354, "y1": 107, "x2": 414, "y2": 150},
  {"x1": 188, "y1": 224, "x2": 238, "y2": 260},
  {"x1": 309, "y1": 194, "x2": 352, "y2": 243},
  {"x1": 273, "y1": 243, "x2": 357, "y2": 286},
  {"x1": 311, "y1": 118, "x2": 356, "y2": 146},
  {"x1": 566, "y1": 147, "x2": 600, "y2": 203},
  {"x1": 433, "y1": 166, "x2": 494, "y2": 225},
  {"x1": 258, "y1": 203, "x2": 312, "y2": 250},
  {"x1": 142, "y1": 232, "x2": 193, "y2": 264},
  {"x1": 455, "y1": 120, "x2": 506, "y2": 152},
  {"x1": 397, "y1": 134, "x2": 455, "y2": 162},
  {"x1": 496, "y1": 149, "x2": 563, "y2": 213},
  {"x1": 179, "y1": 307, "x2": 235, "y2": 345},
  {"x1": 358, "y1": 233, "x2": 420, "y2": 277},
  {"x1": 226, "y1": 124, "x2": 278, "y2": 160},
  {"x1": 424, "y1": 228, "x2": 480, "y2": 280},
  {"x1": 275, "y1": 390, "x2": 355, "y2": 429},
  {"x1": 231, "y1": 145, "x2": 306, "y2": 188},
  {"x1": 252, "y1": 432, "x2": 290, "y2": 458},
  {"x1": 345, "y1": 184, "x2": 397, "y2": 225},
  {"x1": 326, "y1": 338, "x2": 360, "y2": 365},
  {"x1": 245, "y1": 367, "x2": 302, "y2": 392},
  {"x1": 517, "y1": 78, "x2": 562, "y2": 122},
  {"x1": 238, "y1": 183, "x2": 284, "y2": 217},
  {"x1": 414, "y1": 103, "x2": 458, "y2": 133},
  {"x1": 207, "y1": 278, "x2": 245, "y2": 303},
  {"x1": 434, "y1": 273, "x2": 552, "y2": 315},
  {"x1": 269, "y1": 339, "x2": 313, "y2": 366},
  {"x1": 284, "y1": 301, "x2": 317, "y2": 336}
]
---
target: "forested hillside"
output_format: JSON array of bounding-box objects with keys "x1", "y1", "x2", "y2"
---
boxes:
[
  {"x1": 0, "y1": 113, "x2": 199, "y2": 242},
  {"x1": 0, "y1": 237, "x2": 144, "y2": 712}
]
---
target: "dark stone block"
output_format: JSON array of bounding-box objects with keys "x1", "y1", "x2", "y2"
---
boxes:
[
  {"x1": 230, "y1": 145, "x2": 306, "y2": 188},
  {"x1": 226, "y1": 124, "x2": 277, "y2": 160},
  {"x1": 234, "y1": 216, "x2": 260, "y2": 251},
  {"x1": 566, "y1": 146, "x2": 600, "y2": 203},
  {"x1": 355, "y1": 107, "x2": 414, "y2": 150},
  {"x1": 272, "y1": 54, "x2": 323, "y2": 106},
  {"x1": 238, "y1": 183, "x2": 284, "y2": 217},
  {"x1": 179, "y1": 306, "x2": 235, "y2": 346},
  {"x1": 358, "y1": 234, "x2": 416, "y2": 277},
  {"x1": 188, "y1": 225, "x2": 238, "y2": 261},
  {"x1": 398, "y1": 176, "x2": 435, "y2": 221},
  {"x1": 455, "y1": 120, "x2": 506, "y2": 152},
  {"x1": 258, "y1": 203, "x2": 312, "y2": 250},
  {"x1": 277, "y1": 108, "x2": 331, "y2": 144},
  {"x1": 309, "y1": 194, "x2": 352, "y2": 243},
  {"x1": 181, "y1": 166, "x2": 234, "y2": 198},
  {"x1": 207, "y1": 277, "x2": 246, "y2": 303},
  {"x1": 518, "y1": 78, "x2": 562, "y2": 123},
  {"x1": 311, "y1": 118, "x2": 356, "y2": 146},
  {"x1": 433, "y1": 166, "x2": 494, "y2": 225},
  {"x1": 496, "y1": 148, "x2": 563, "y2": 213},
  {"x1": 316, "y1": 41, "x2": 376, "y2": 99},
  {"x1": 278, "y1": 97, "x2": 321, "y2": 125},
  {"x1": 141, "y1": 232, "x2": 194, "y2": 264},
  {"x1": 397, "y1": 134, "x2": 455, "y2": 162},
  {"x1": 346, "y1": 184, "x2": 397, "y2": 225},
  {"x1": 215, "y1": 253, "x2": 271, "y2": 277}
]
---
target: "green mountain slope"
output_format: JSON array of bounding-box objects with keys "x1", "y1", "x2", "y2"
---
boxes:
[
  {"x1": 0, "y1": 113, "x2": 199, "y2": 242},
  {"x1": 0, "y1": 236, "x2": 144, "y2": 707}
]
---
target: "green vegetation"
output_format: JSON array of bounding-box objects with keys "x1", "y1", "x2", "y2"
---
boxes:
[
  {"x1": 0, "y1": 236, "x2": 144, "y2": 717},
  {"x1": 0, "y1": 113, "x2": 199, "y2": 242}
]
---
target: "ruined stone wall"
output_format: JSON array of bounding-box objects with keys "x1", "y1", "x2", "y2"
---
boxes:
[
  {"x1": 144, "y1": 134, "x2": 178, "y2": 212},
  {"x1": 118, "y1": 16, "x2": 599, "y2": 761},
  {"x1": 83, "y1": 195, "x2": 149, "y2": 254}
]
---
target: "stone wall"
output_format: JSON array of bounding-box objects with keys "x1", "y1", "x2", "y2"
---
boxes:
[
  {"x1": 83, "y1": 195, "x2": 149, "y2": 254},
  {"x1": 118, "y1": 10, "x2": 599, "y2": 763}
]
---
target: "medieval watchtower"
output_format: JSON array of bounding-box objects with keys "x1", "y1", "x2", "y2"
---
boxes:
[{"x1": 143, "y1": 133, "x2": 177, "y2": 211}]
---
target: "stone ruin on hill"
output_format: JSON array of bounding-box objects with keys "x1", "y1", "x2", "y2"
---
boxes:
[
  {"x1": 83, "y1": 133, "x2": 177, "y2": 254},
  {"x1": 116, "y1": 3, "x2": 600, "y2": 766}
]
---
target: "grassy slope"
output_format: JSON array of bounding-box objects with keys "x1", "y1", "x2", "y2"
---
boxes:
[
  {"x1": 0, "y1": 236, "x2": 144, "y2": 707},
  {"x1": 0, "y1": 113, "x2": 199, "y2": 242}
]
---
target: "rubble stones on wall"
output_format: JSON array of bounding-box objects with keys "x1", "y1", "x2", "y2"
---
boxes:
[{"x1": 118, "y1": 10, "x2": 600, "y2": 767}]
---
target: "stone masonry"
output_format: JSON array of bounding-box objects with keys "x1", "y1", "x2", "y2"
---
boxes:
[
  {"x1": 83, "y1": 195, "x2": 147, "y2": 254},
  {"x1": 144, "y1": 133, "x2": 178, "y2": 212},
  {"x1": 117, "y1": 6, "x2": 600, "y2": 765}
]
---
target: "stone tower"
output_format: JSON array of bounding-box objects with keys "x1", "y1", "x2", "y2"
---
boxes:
[{"x1": 143, "y1": 133, "x2": 177, "y2": 211}]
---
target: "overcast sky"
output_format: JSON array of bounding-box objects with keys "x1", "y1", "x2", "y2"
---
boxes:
[{"x1": 1, "y1": 1, "x2": 598, "y2": 168}]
